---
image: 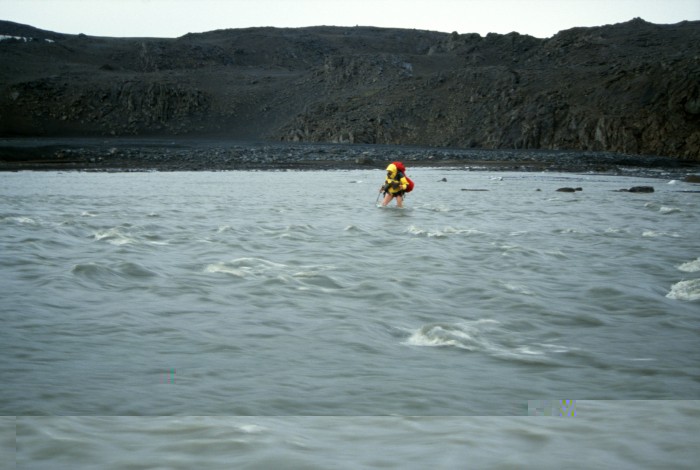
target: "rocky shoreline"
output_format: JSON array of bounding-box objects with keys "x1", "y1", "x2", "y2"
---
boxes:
[{"x1": 1, "y1": 138, "x2": 699, "y2": 180}]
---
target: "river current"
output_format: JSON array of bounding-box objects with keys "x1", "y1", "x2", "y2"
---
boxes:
[{"x1": 2, "y1": 168, "x2": 699, "y2": 468}]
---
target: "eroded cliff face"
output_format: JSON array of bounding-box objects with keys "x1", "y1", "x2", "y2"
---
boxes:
[
  {"x1": 5, "y1": 77, "x2": 210, "y2": 135},
  {"x1": 1, "y1": 19, "x2": 698, "y2": 159}
]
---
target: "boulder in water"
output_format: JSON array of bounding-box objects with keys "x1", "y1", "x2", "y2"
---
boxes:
[
  {"x1": 628, "y1": 186, "x2": 655, "y2": 193},
  {"x1": 556, "y1": 187, "x2": 582, "y2": 192}
]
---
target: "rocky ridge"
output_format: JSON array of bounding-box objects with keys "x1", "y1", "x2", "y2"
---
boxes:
[{"x1": 0, "y1": 18, "x2": 699, "y2": 161}]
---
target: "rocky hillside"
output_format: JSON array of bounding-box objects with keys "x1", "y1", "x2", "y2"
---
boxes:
[{"x1": 1, "y1": 18, "x2": 698, "y2": 160}]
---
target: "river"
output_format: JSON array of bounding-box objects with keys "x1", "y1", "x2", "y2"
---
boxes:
[{"x1": 2, "y1": 168, "x2": 699, "y2": 468}]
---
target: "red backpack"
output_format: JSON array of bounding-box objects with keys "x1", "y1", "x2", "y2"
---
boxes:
[{"x1": 392, "y1": 161, "x2": 414, "y2": 193}]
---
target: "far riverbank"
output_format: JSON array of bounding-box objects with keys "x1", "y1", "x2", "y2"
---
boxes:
[{"x1": 1, "y1": 138, "x2": 698, "y2": 180}]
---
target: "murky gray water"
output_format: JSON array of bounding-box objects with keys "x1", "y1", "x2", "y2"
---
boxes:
[{"x1": 2, "y1": 168, "x2": 699, "y2": 468}]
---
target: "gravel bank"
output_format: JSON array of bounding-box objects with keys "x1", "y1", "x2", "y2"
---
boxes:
[{"x1": 1, "y1": 138, "x2": 698, "y2": 180}]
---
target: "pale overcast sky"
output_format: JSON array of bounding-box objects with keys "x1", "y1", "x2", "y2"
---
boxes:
[{"x1": 2, "y1": 0, "x2": 699, "y2": 38}]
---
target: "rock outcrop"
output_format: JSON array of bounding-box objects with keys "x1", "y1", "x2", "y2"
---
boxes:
[{"x1": 1, "y1": 19, "x2": 698, "y2": 160}]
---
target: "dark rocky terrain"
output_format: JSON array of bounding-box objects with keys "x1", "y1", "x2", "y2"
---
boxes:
[
  {"x1": 0, "y1": 18, "x2": 699, "y2": 172},
  {"x1": 2, "y1": 137, "x2": 699, "y2": 181}
]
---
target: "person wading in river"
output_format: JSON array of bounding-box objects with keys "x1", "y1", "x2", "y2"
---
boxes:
[{"x1": 379, "y1": 162, "x2": 413, "y2": 207}]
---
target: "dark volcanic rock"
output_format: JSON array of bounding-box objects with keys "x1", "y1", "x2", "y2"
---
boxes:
[
  {"x1": 1, "y1": 19, "x2": 699, "y2": 162},
  {"x1": 628, "y1": 186, "x2": 655, "y2": 192},
  {"x1": 556, "y1": 187, "x2": 583, "y2": 192},
  {"x1": 615, "y1": 186, "x2": 655, "y2": 192},
  {"x1": 3, "y1": 138, "x2": 697, "y2": 175}
]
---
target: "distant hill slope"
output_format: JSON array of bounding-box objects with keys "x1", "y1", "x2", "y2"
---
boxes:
[{"x1": 1, "y1": 19, "x2": 698, "y2": 160}]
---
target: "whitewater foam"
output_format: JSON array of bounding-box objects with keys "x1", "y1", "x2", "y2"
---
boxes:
[
  {"x1": 93, "y1": 228, "x2": 135, "y2": 245},
  {"x1": 677, "y1": 258, "x2": 700, "y2": 273},
  {"x1": 403, "y1": 320, "x2": 569, "y2": 364},
  {"x1": 666, "y1": 279, "x2": 700, "y2": 301},
  {"x1": 659, "y1": 206, "x2": 681, "y2": 214},
  {"x1": 407, "y1": 225, "x2": 485, "y2": 238}
]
